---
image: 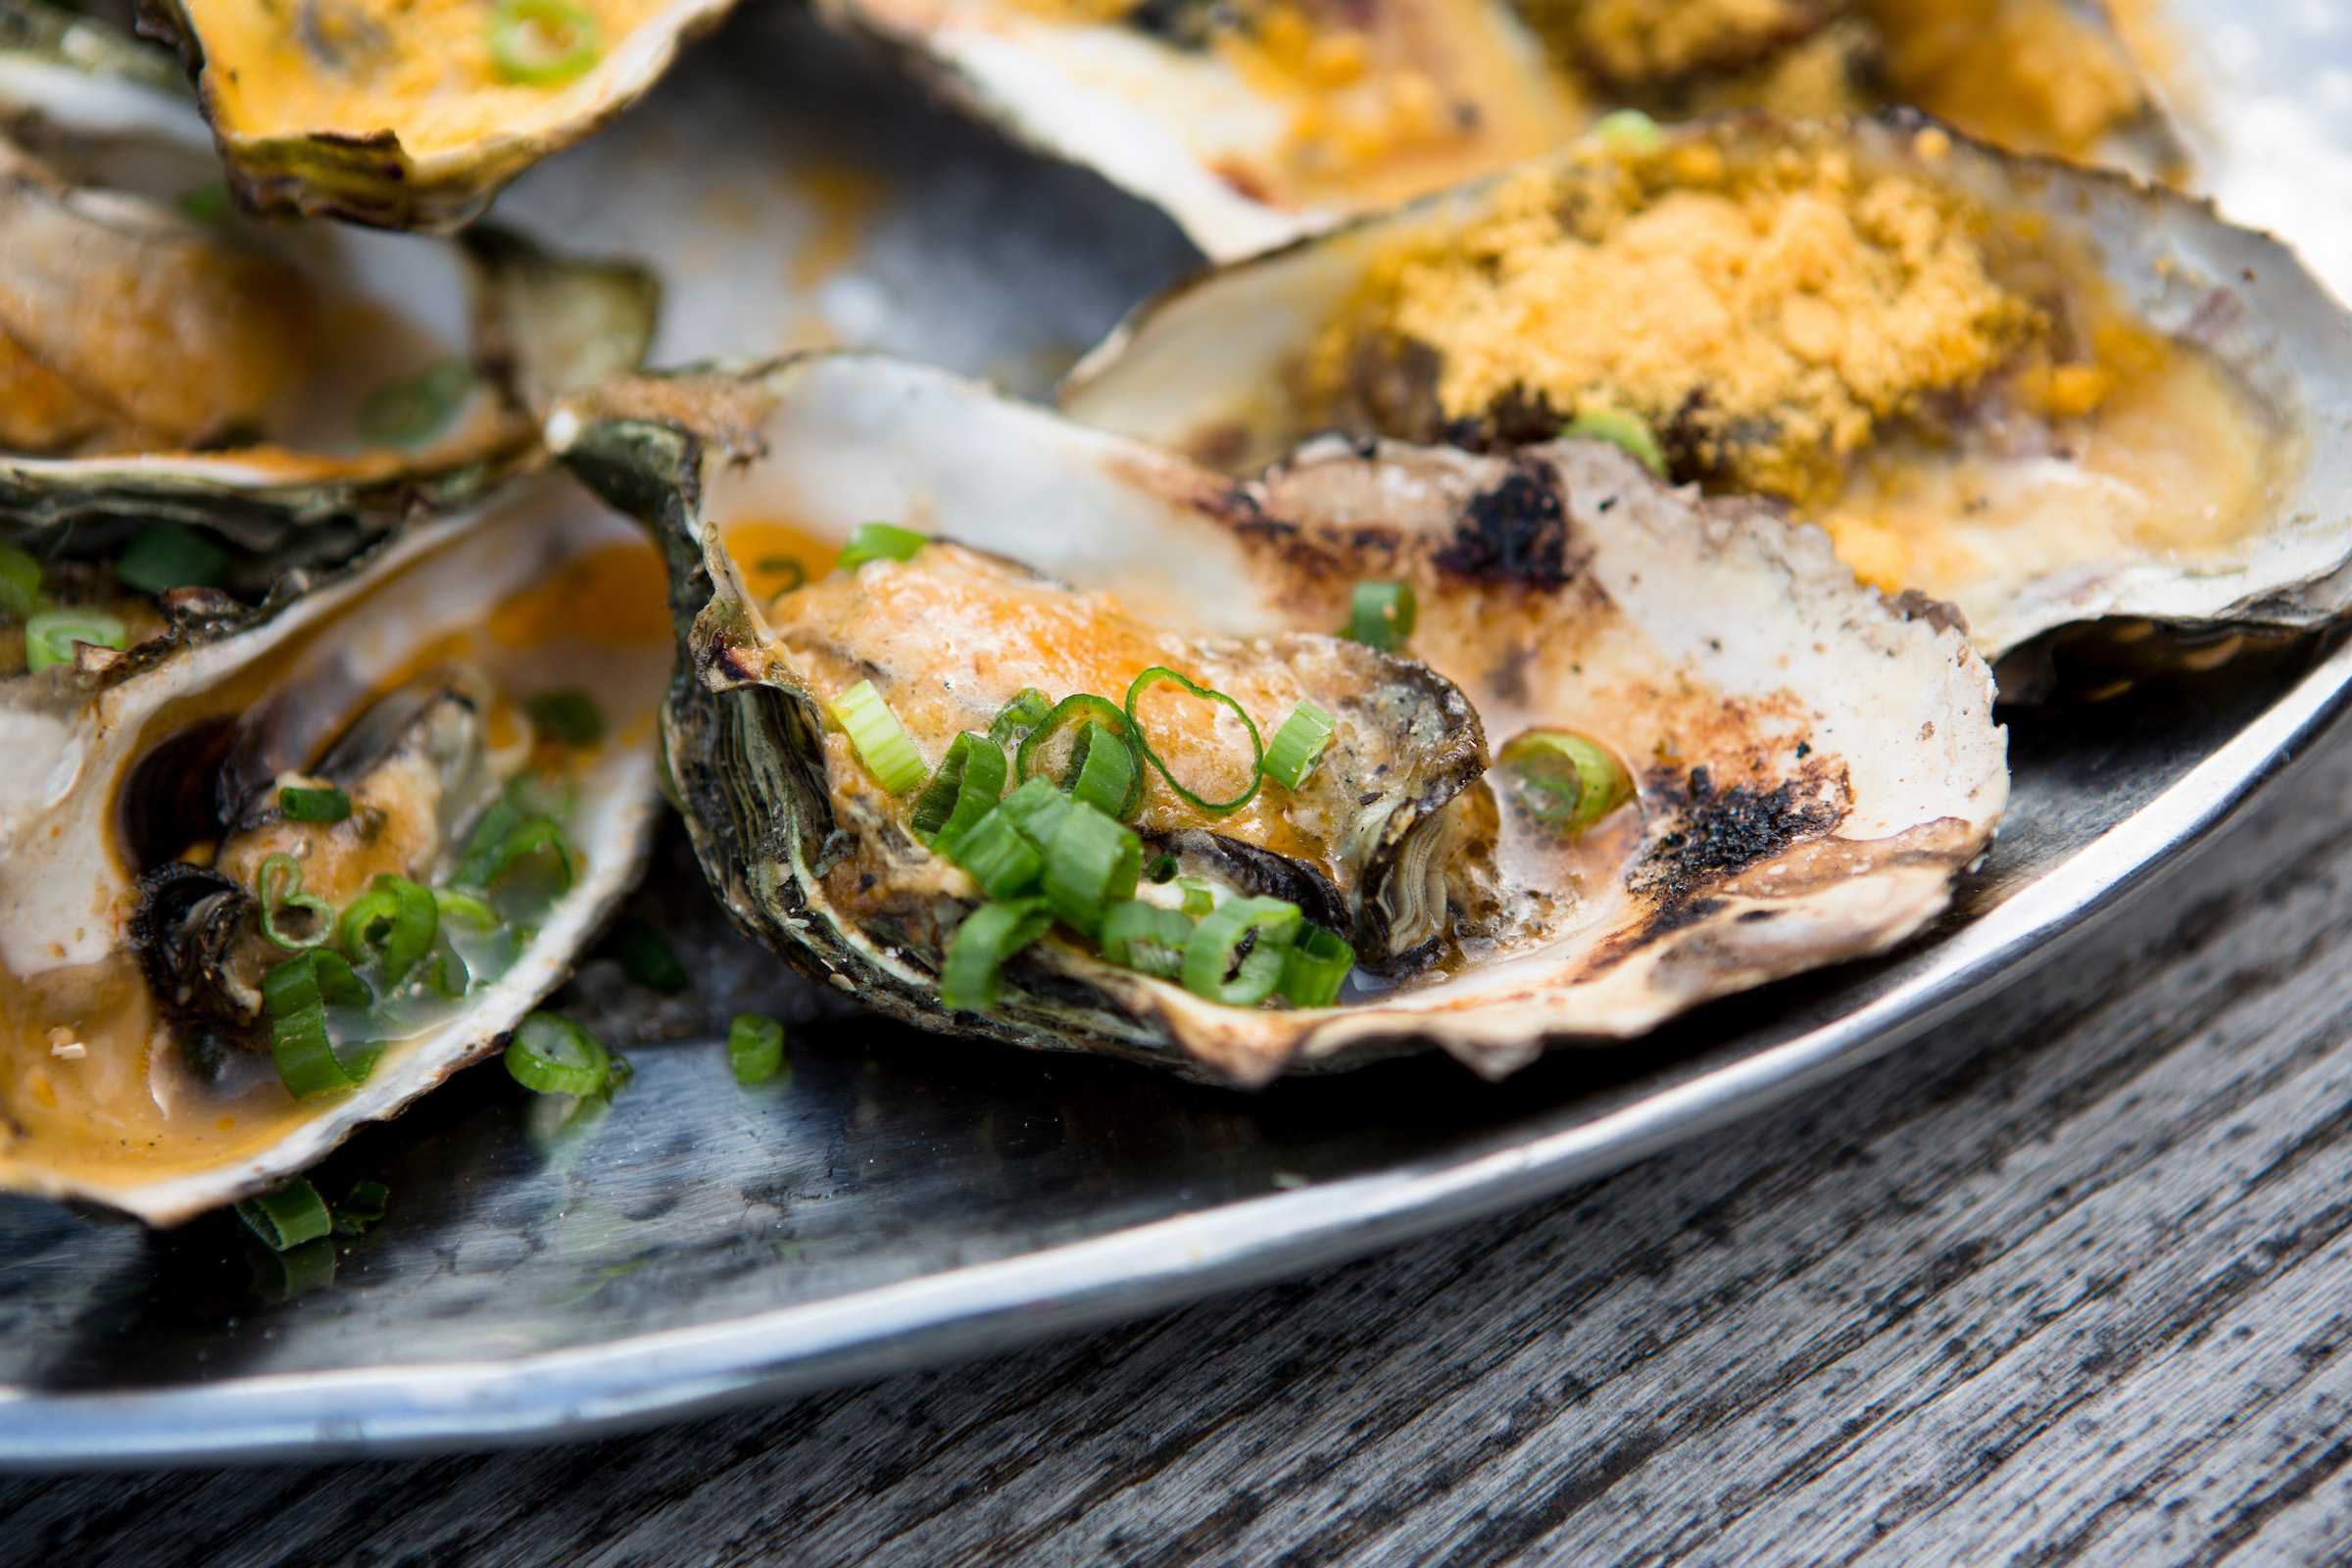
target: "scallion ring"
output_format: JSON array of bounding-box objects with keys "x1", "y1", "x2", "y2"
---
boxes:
[
  {"x1": 939, "y1": 898, "x2": 1053, "y2": 1013},
  {"x1": 728, "y1": 1012, "x2": 788, "y2": 1086},
  {"x1": 987, "y1": 687, "x2": 1054, "y2": 750},
  {"x1": 434, "y1": 887, "x2": 500, "y2": 930},
  {"x1": 263, "y1": 949, "x2": 374, "y2": 1098},
  {"x1": 1497, "y1": 729, "x2": 1634, "y2": 836},
  {"x1": 1016, "y1": 694, "x2": 1144, "y2": 818},
  {"x1": 835, "y1": 521, "x2": 928, "y2": 571},
  {"x1": 995, "y1": 774, "x2": 1073, "y2": 851},
  {"x1": 1175, "y1": 877, "x2": 1216, "y2": 917},
  {"x1": 505, "y1": 1011, "x2": 611, "y2": 1097},
  {"x1": 1262, "y1": 700, "x2": 1337, "y2": 791},
  {"x1": 1100, "y1": 901, "x2": 1196, "y2": 980},
  {"x1": 1562, "y1": 409, "x2": 1666, "y2": 476},
  {"x1": 1340, "y1": 580, "x2": 1415, "y2": 652},
  {"x1": 1123, "y1": 666, "x2": 1263, "y2": 816},
  {"x1": 910, "y1": 731, "x2": 1009, "y2": 852},
  {"x1": 1181, "y1": 896, "x2": 1302, "y2": 1006},
  {"x1": 234, "y1": 1179, "x2": 333, "y2": 1251},
  {"x1": 827, "y1": 679, "x2": 928, "y2": 796},
  {"x1": 487, "y1": 0, "x2": 601, "y2": 86},
  {"x1": 337, "y1": 873, "x2": 438, "y2": 987},
  {"x1": 1276, "y1": 921, "x2": 1354, "y2": 1008},
  {"x1": 1040, "y1": 802, "x2": 1143, "y2": 939},
  {"x1": 278, "y1": 784, "x2": 352, "y2": 823},
  {"x1": 943, "y1": 807, "x2": 1045, "y2": 899},
  {"x1": 256, "y1": 854, "x2": 335, "y2": 952},
  {"x1": 24, "y1": 611, "x2": 125, "y2": 672}
]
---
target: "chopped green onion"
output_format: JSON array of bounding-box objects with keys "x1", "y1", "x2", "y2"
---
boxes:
[
  {"x1": 481, "y1": 817, "x2": 575, "y2": 898},
  {"x1": 338, "y1": 874, "x2": 438, "y2": 987},
  {"x1": 1146, "y1": 856, "x2": 1179, "y2": 884},
  {"x1": 505, "y1": 1011, "x2": 610, "y2": 1097},
  {"x1": 996, "y1": 774, "x2": 1074, "y2": 850},
  {"x1": 278, "y1": 785, "x2": 352, "y2": 823},
  {"x1": 451, "y1": 789, "x2": 576, "y2": 901},
  {"x1": 1276, "y1": 921, "x2": 1353, "y2": 1008},
  {"x1": 1562, "y1": 409, "x2": 1666, "y2": 477},
  {"x1": 987, "y1": 687, "x2": 1054, "y2": 750},
  {"x1": 827, "y1": 679, "x2": 928, "y2": 796},
  {"x1": 835, "y1": 521, "x2": 928, "y2": 571},
  {"x1": 1017, "y1": 694, "x2": 1144, "y2": 818},
  {"x1": 1040, "y1": 801, "x2": 1142, "y2": 938},
  {"x1": 728, "y1": 1012, "x2": 788, "y2": 1085},
  {"x1": 1497, "y1": 729, "x2": 1634, "y2": 836},
  {"x1": 946, "y1": 807, "x2": 1046, "y2": 899},
  {"x1": 234, "y1": 1179, "x2": 332, "y2": 1251},
  {"x1": 358, "y1": 361, "x2": 473, "y2": 446},
  {"x1": 1181, "y1": 896, "x2": 1302, "y2": 1006},
  {"x1": 0, "y1": 544, "x2": 37, "y2": 620},
  {"x1": 24, "y1": 611, "x2": 125, "y2": 672},
  {"x1": 256, "y1": 853, "x2": 335, "y2": 952},
  {"x1": 610, "y1": 916, "x2": 689, "y2": 995},
  {"x1": 1175, "y1": 877, "x2": 1216, "y2": 917},
  {"x1": 910, "y1": 732, "x2": 1009, "y2": 852},
  {"x1": 1262, "y1": 700, "x2": 1337, "y2": 791},
  {"x1": 1100, "y1": 901, "x2": 1195, "y2": 979},
  {"x1": 487, "y1": 0, "x2": 600, "y2": 82},
  {"x1": 434, "y1": 887, "x2": 500, "y2": 930},
  {"x1": 1123, "y1": 666, "x2": 1263, "y2": 816},
  {"x1": 113, "y1": 524, "x2": 227, "y2": 595},
  {"x1": 330, "y1": 1179, "x2": 390, "y2": 1237},
  {"x1": 1592, "y1": 107, "x2": 1663, "y2": 150},
  {"x1": 940, "y1": 898, "x2": 1052, "y2": 1013},
  {"x1": 525, "y1": 689, "x2": 604, "y2": 747},
  {"x1": 263, "y1": 948, "x2": 375, "y2": 1099},
  {"x1": 1341, "y1": 580, "x2": 1416, "y2": 652}
]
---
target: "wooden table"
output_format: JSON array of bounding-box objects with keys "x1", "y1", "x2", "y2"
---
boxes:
[{"x1": 10, "y1": 698, "x2": 2352, "y2": 1564}]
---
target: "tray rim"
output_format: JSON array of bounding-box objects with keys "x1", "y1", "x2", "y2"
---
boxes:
[{"x1": 6, "y1": 633, "x2": 2351, "y2": 1471}]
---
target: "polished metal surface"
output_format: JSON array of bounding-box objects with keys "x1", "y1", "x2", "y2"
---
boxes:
[{"x1": 6, "y1": 0, "x2": 2352, "y2": 1468}]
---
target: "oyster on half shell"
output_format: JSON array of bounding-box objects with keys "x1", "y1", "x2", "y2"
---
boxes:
[
  {"x1": 0, "y1": 479, "x2": 671, "y2": 1223},
  {"x1": 1062, "y1": 113, "x2": 2352, "y2": 662},
  {"x1": 550, "y1": 353, "x2": 2006, "y2": 1085}
]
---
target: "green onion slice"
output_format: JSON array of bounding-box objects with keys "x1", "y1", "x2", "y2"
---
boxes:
[
  {"x1": 1497, "y1": 729, "x2": 1634, "y2": 836},
  {"x1": 1123, "y1": 666, "x2": 1263, "y2": 816},
  {"x1": 256, "y1": 854, "x2": 335, "y2": 952},
  {"x1": 487, "y1": 0, "x2": 600, "y2": 84},
  {"x1": 728, "y1": 1012, "x2": 788, "y2": 1085},
  {"x1": 995, "y1": 773, "x2": 1074, "y2": 850},
  {"x1": 1341, "y1": 580, "x2": 1416, "y2": 652},
  {"x1": 358, "y1": 362, "x2": 474, "y2": 445},
  {"x1": 1592, "y1": 107, "x2": 1664, "y2": 150},
  {"x1": 828, "y1": 679, "x2": 928, "y2": 796},
  {"x1": 1100, "y1": 901, "x2": 1195, "y2": 980},
  {"x1": 263, "y1": 949, "x2": 375, "y2": 1099},
  {"x1": 234, "y1": 1179, "x2": 333, "y2": 1251},
  {"x1": 945, "y1": 807, "x2": 1045, "y2": 899},
  {"x1": 278, "y1": 784, "x2": 352, "y2": 823},
  {"x1": 835, "y1": 521, "x2": 928, "y2": 572},
  {"x1": 338, "y1": 873, "x2": 438, "y2": 987},
  {"x1": 525, "y1": 689, "x2": 605, "y2": 747},
  {"x1": 910, "y1": 732, "x2": 1009, "y2": 852},
  {"x1": 1040, "y1": 801, "x2": 1143, "y2": 938},
  {"x1": 331, "y1": 1179, "x2": 391, "y2": 1236},
  {"x1": 1181, "y1": 896, "x2": 1302, "y2": 1006},
  {"x1": 1017, "y1": 694, "x2": 1144, "y2": 819},
  {"x1": 1562, "y1": 409, "x2": 1667, "y2": 477},
  {"x1": 940, "y1": 898, "x2": 1053, "y2": 1013},
  {"x1": 986, "y1": 687, "x2": 1054, "y2": 750},
  {"x1": 1146, "y1": 855, "x2": 1179, "y2": 884},
  {"x1": 610, "y1": 916, "x2": 690, "y2": 995},
  {"x1": 24, "y1": 611, "x2": 126, "y2": 672},
  {"x1": 1176, "y1": 877, "x2": 1216, "y2": 917},
  {"x1": 434, "y1": 887, "x2": 500, "y2": 930},
  {"x1": 1276, "y1": 922, "x2": 1354, "y2": 1008},
  {"x1": 114, "y1": 524, "x2": 227, "y2": 595},
  {"x1": 1262, "y1": 700, "x2": 1337, "y2": 791},
  {"x1": 505, "y1": 1011, "x2": 611, "y2": 1097},
  {"x1": 0, "y1": 544, "x2": 37, "y2": 620}
]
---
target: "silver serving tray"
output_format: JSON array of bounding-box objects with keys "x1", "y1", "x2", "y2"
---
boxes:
[{"x1": 6, "y1": 0, "x2": 2352, "y2": 1468}]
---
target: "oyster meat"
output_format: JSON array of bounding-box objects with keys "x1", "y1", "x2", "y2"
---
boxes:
[
  {"x1": 1063, "y1": 113, "x2": 2352, "y2": 660},
  {"x1": 551, "y1": 354, "x2": 2006, "y2": 1085},
  {"x1": 0, "y1": 480, "x2": 671, "y2": 1222}
]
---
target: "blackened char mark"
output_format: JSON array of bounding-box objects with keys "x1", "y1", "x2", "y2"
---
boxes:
[
  {"x1": 1606, "y1": 765, "x2": 1847, "y2": 958},
  {"x1": 1436, "y1": 457, "x2": 1575, "y2": 590}
]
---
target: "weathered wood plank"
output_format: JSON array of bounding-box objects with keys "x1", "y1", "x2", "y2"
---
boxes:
[{"x1": 15, "y1": 725, "x2": 2352, "y2": 1565}]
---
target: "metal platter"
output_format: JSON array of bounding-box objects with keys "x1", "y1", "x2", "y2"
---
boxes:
[{"x1": 5, "y1": 0, "x2": 2352, "y2": 1467}]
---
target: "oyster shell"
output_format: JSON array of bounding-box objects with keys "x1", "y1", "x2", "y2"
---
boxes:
[
  {"x1": 130, "y1": 0, "x2": 739, "y2": 231},
  {"x1": 1062, "y1": 113, "x2": 2352, "y2": 660},
  {"x1": 0, "y1": 479, "x2": 670, "y2": 1223},
  {"x1": 550, "y1": 353, "x2": 2006, "y2": 1085},
  {"x1": 816, "y1": 0, "x2": 2173, "y2": 262},
  {"x1": 0, "y1": 31, "x2": 655, "y2": 573}
]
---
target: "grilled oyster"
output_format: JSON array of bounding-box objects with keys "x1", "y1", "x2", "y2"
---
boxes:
[
  {"x1": 0, "y1": 479, "x2": 670, "y2": 1222},
  {"x1": 1063, "y1": 113, "x2": 2352, "y2": 660},
  {"x1": 817, "y1": 0, "x2": 2171, "y2": 262},
  {"x1": 550, "y1": 354, "x2": 2005, "y2": 1084},
  {"x1": 130, "y1": 0, "x2": 738, "y2": 231},
  {"x1": 0, "y1": 36, "x2": 654, "y2": 621}
]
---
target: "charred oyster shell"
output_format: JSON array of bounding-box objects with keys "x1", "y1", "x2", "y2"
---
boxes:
[
  {"x1": 1062, "y1": 113, "x2": 2352, "y2": 660},
  {"x1": 551, "y1": 353, "x2": 2006, "y2": 1084},
  {"x1": 0, "y1": 480, "x2": 670, "y2": 1222}
]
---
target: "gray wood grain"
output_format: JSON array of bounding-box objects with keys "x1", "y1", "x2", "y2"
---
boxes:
[{"x1": 13, "y1": 707, "x2": 2352, "y2": 1566}]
